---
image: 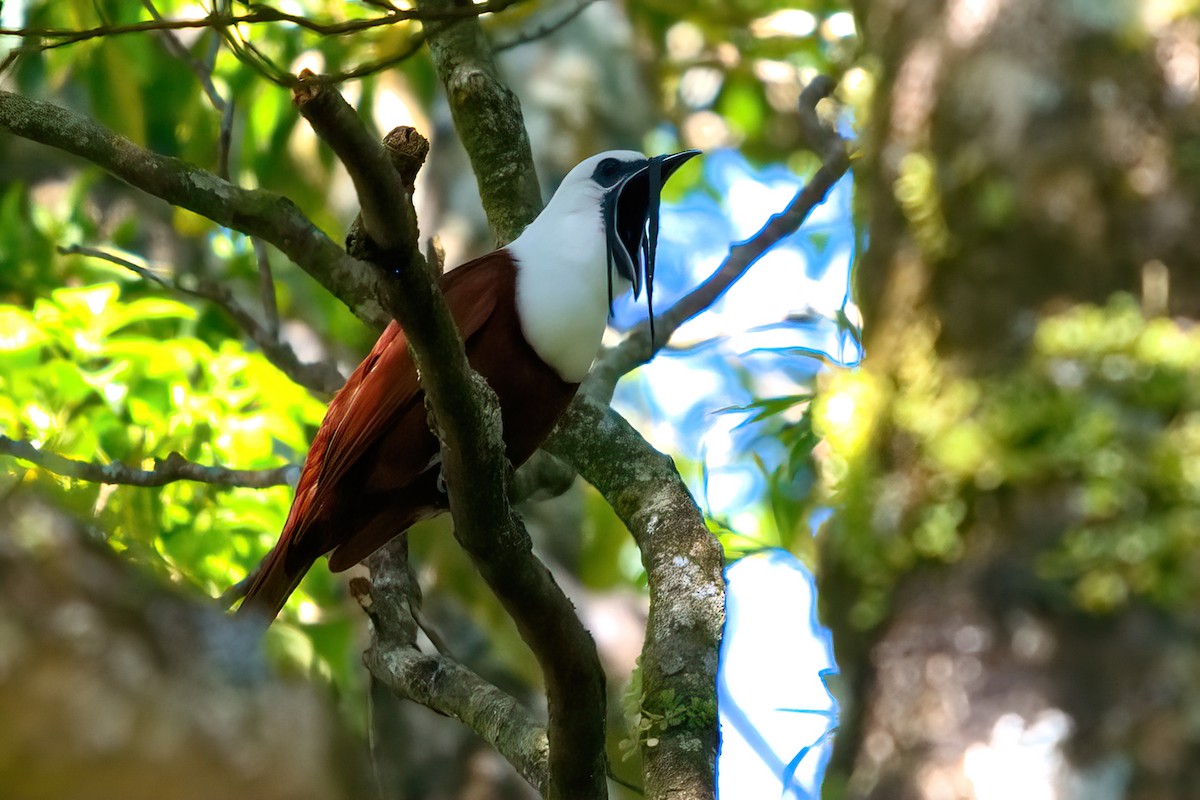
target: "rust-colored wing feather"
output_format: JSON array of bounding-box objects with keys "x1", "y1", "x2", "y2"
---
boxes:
[
  {"x1": 287, "y1": 320, "x2": 412, "y2": 542},
  {"x1": 237, "y1": 252, "x2": 514, "y2": 621}
]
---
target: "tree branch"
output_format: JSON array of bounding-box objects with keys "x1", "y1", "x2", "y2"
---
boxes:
[
  {"x1": 0, "y1": 436, "x2": 297, "y2": 488},
  {"x1": 585, "y1": 78, "x2": 852, "y2": 399},
  {"x1": 296, "y1": 79, "x2": 606, "y2": 800},
  {"x1": 532, "y1": 85, "x2": 847, "y2": 793},
  {"x1": 1, "y1": 49, "x2": 844, "y2": 799},
  {"x1": 530, "y1": 78, "x2": 848, "y2": 797},
  {"x1": 293, "y1": 71, "x2": 418, "y2": 258},
  {"x1": 0, "y1": 83, "x2": 604, "y2": 796},
  {"x1": 417, "y1": 0, "x2": 543, "y2": 244},
  {"x1": 543, "y1": 395, "x2": 724, "y2": 800},
  {"x1": 493, "y1": 0, "x2": 601, "y2": 54},
  {"x1": 0, "y1": 90, "x2": 394, "y2": 330},
  {"x1": 354, "y1": 538, "x2": 550, "y2": 793}
]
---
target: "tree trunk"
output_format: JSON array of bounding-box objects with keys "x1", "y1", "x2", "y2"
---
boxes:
[{"x1": 819, "y1": 2, "x2": 1200, "y2": 797}]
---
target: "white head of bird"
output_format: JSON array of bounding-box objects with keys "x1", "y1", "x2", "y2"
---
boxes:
[{"x1": 509, "y1": 148, "x2": 699, "y2": 382}]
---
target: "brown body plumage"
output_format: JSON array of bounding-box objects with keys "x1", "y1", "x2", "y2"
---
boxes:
[{"x1": 237, "y1": 251, "x2": 577, "y2": 620}]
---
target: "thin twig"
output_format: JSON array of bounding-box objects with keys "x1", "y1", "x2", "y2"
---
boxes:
[
  {"x1": 141, "y1": 0, "x2": 227, "y2": 112},
  {"x1": 1, "y1": 6, "x2": 463, "y2": 85},
  {"x1": 321, "y1": 29, "x2": 433, "y2": 83},
  {"x1": 216, "y1": 97, "x2": 235, "y2": 179},
  {"x1": 135, "y1": 7, "x2": 287, "y2": 371},
  {"x1": 0, "y1": 435, "x2": 297, "y2": 488},
  {"x1": 218, "y1": 24, "x2": 293, "y2": 87},
  {"x1": 204, "y1": 0, "x2": 229, "y2": 76},
  {"x1": 0, "y1": 0, "x2": 529, "y2": 45},
  {"x1": 141, "y1": 0, "x2": 236, "y2": 176},
  {"x1": 493, "y1": 0, "x2": 599, "y2": 53},
  {"x1": 411, "y1": 606, "x2": 454, "y2": 657},
  {"x1": 252, "y1": 238, "x2": 280, "y2": 342}
]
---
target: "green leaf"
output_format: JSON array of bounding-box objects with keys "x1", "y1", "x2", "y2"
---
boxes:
[
  {"x1": 102, "y1": 296, "x2": 198, "y2": 334},
  {"x1": 0, "y1": 307, "x2": 47, "y2": 352},
  {"x1": 50, "y1": 282, "x2": 120, "y2": 324}
]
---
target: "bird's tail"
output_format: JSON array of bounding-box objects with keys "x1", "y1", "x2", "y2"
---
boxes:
[{"x1": 234, "y1": 542, "x2": 311, "y2": 624}]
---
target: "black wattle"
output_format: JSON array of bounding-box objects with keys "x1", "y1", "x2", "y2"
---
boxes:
[
  {"x1": 646, "y1": 155, "x2": 662, "y2": 348},
  {"x1": 604, "y1": 191, "x2": 616, "y2": 317}
]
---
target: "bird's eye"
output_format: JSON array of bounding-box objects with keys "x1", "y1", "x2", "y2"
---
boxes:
[{"x1": 593, "y1": 157, "x2": 622, "y2": 186}]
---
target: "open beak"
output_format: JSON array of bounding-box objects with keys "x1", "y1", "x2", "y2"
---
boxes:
[
  {"x1": 658, "y1": 148, "x2": 703, "y2": 178},
  {"x1": 603, "y1": 149, "x2": 701, "y2": 302}
]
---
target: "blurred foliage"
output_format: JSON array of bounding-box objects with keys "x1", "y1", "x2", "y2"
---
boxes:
[
  {"x1": 0, "y1": 495, "x2": 358, "y2": 800},
  {"x1": 0, "y1": 270, "x2": 358, "y2": 658},
  {"x1": 701, "y1": 393, "x2": 820, "y2": 563},
  {"x1": 0, "y1": 280, "x2": 314, "y2": 570},
  {"x1": 625, "y1": 0, "x2": 858, "y2": 164},
  {"x1": 815, "y1": 294, "x2": 1200, "y2": 629}
]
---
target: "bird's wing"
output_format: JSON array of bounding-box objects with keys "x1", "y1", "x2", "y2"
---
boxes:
[{"x1": 281, "y1": 251, "x2": 513, "y2": 549}]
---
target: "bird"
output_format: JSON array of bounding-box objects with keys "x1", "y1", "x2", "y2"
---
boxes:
[{"x1": 235, "y1": 148, "x2": 700, "y2": 622}]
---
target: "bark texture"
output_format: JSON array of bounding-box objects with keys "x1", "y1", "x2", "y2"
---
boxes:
[
  {"x1": 417, "y1": 0, "x2": 543, "y2": 245},
  {"x1": 357, "y1": 539, "x2": 550, "y2": 793},
  {"x1": 820, "y1": 3, "x2": 1200, "y2": 798},
  {"x1": 545, "y1": 395, "x2": 725, "y2": 800}
]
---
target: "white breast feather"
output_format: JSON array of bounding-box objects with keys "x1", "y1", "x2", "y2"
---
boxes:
[{"x1": 509, "y1": 204, "x2": 627, "y2": 383}]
